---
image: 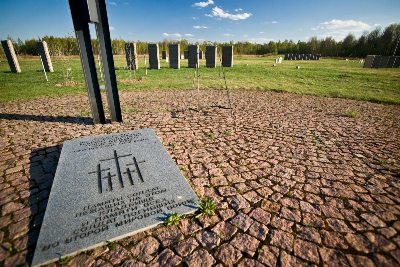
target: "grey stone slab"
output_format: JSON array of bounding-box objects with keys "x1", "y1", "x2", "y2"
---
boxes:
[
  {"x1": 1, "y1": 39, "x2": 21, "y2": 73},
  {"x1": 168, "y1": 44, "x2": 180, "y2": 69},
  {"x1": 390, "y1": 56, "x2": 400, "y2": 68},
  {"x1": 188, "y1": 45, "x2": 199, "y2": 68},
  {"x1": 205, "y1": 46, "x2": 217, "y2": 68},
  {"x1": 148, "y1": 44, "x2": 160, "y2": 69},
  {"x1": 37, "y1": 41, "x2": 53, "y2": 72},
  {"x1": 32, "y1": 129, "x2": 198, "y2": 267},
  {"x1": 222, "y1": 46, "x2": 233, "y2": 67},
  {"x1": 363, "y1": 55, "x2": 375, "y2": 68},
  {"x1": 184, "y1": 50, "x2": 188, "y2": 59},
  {"x1": 125, "y1": 43, "x2": 138, "y2": 70}
]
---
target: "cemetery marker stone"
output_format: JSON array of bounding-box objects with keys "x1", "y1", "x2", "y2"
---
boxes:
[
  {"x1": 188, "y1": 45, "x2": 199, "y2": 68},
  {"x1": 205, "y1": 45, "x2": 217, "y2": 68},
  {"x1": 125, "y1": 42, "x2": 138, "y2": 70},
  {"x1": 222, "y1": 45, "x2": 233, "y2": 67},
  {"x1": 148, "y1": 44, "x2": 160, "y2": 69},
  {"x1": 1, "y1": 39, "x2": 21, "y2": 73},
  {"x1": 37, "y1": 41, "x2": 54, "y2": 72},
  {"x1": 169, "y1": 44, "x2": 180, "y2": 69},
  {"x1": 32, "y1": 129, "x2": 198, "y2": 267}
]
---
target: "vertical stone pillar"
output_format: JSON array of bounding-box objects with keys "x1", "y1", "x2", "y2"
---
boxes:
[
  {"x1": 168, "y1": 44, "x2": 180, "y2": 69},
  {"x1": 363, "y1": 55, "x2": 375, "y2": 68},
  {"x1": 1, "y1": 40, "x2": 21, "y2": 73},
  {"x1": 205, "y1": 45, "x2": 217, "y2": 68},
  {"x1": 125, "y1": 42, "x2": 138, "y2": 70},
  {"x1": 37, "y1": 41, "x2": 54, "y2": 72},
  {"x1": 222, "y1": 45, "x2": 233, "y2": 67},
  {"x1": 148, "y1": 44, "x2": 160, "y2": 69},
  {"x1": 188, "y1": 45, "x2": 199, "y2": 68}
]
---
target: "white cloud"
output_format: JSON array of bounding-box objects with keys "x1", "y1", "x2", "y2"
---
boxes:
[
  {"x1": 109, "y1": 26, "x2": 115, "y2": 31},
  {"x1": 247, "y1": 37, "x2": 275, "y2": 44},
  {"x1": 259, "y1": 31, "x2": 264, "y2": 34},
  {"x1": 162, "y1": 32, "x2": 182, "y2": 38},
  {"x1": 223, "y1": 33, "x2": 234, "y2": 37},
  {"x1": 235, "y1": 8, "x2": 243, "y2": 12},
  {"x1": 185, "y1": 33, "x2": 194, "y2": 37},
  {"x1": 193, "y1": 0, "x2": 214, "y2": 8},
  {"x1": 312, "y1": 19, "x2": 371, "y2": 39},
  {"x1": 192, "y1": 16, "x2": 199, "y2": 20},
  {"x1": 243, "y1": 34, "x2": 248, "y2": 38},
  {"x1": 207, "y1": 6, "x2": 252, "y2": 21},
  {"x1": 193, "y1": 25, "x2": 208, "y2": 29},
  {"x1": 108, "y1": 1, "x2": 117, "y2": 6},
  {"x1": 271, "y1": 21, "x2": 278, "y2": 24}
]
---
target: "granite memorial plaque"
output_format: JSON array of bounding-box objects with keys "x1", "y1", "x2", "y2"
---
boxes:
[
  {"x1": 32, "y1": 129, "x2": 198, "y2": 266},
  {"x1": 169, "y1": 44, "x2": 180, "y2": 69},
  {"x1": 1, "y1": 39, "x2": 21, "y2": 73}
]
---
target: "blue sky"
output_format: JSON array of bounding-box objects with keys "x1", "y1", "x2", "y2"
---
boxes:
[{"x1": 0, "y1": 0, "x2": 399, "y2": 43}]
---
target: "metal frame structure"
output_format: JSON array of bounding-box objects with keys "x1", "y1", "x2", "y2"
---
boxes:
[{"x1": 69, "y1": 0, "x2": 122, "y2": 124}]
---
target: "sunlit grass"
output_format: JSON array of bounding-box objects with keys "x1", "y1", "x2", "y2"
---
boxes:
[{"x1": 0, "y1": 55, "x2": 399, "y2": 104}]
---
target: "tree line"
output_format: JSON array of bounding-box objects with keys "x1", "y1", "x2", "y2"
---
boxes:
[{"x1": 1, "y1": 23, "x2": 399, "y2": 58}]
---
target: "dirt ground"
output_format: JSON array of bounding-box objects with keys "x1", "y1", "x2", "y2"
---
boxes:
[{"x1": 0, "y1": 89, "x2": 399, "y2": 266}]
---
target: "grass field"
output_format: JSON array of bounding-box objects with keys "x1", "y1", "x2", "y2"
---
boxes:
[{"x1": 0, "y1": 55, "x2": 399, "y2": 104}]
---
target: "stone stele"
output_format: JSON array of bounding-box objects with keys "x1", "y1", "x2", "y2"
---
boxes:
[{"x1": 32, "y1": 128, "x2": 198, "y2": 266}]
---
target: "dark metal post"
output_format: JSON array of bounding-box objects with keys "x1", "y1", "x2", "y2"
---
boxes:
[
  {"x1": 93, "y1": 0, "x2": 122, "y2": 122},
  {"x1": 68, "y1": 0, "x2": 105, "y2": 124}
]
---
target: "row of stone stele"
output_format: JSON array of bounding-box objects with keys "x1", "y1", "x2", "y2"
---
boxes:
[
  {"x1": 1, "y1": 39, "x2": 54, "y2": 73},
  {"x1": 125, "y1": 43, "x2": 233, "y2": 70}
]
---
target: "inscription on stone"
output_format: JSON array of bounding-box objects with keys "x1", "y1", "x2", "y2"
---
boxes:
[{"x1": 32, "y1": 129, "x2": 198, "y2": 266}]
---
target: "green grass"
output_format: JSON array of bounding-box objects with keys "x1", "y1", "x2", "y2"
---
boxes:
[
  {"x1": 165, "y1": 213, "x2": 182, "y2": 226},
  {"x1": 0, "y1": 55, "x2": 399, "y2": 104},
  {"x1": 196, "y1": 197, "x2": 216, "y2": 218},
  {"x1": 343, "y1": 109, "x2": 359, "y2": 118}
]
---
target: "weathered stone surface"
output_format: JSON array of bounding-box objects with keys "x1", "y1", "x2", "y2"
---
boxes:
[
  {"x1": 269, "y1": 230, "x2": 294, "y2": 251},
  {"x1": 319, "y1": 248, "x2": 349, "y2": 267},
  {"x1": 174, "y1": 237, "x2": 198, "y2": 257},
  {"x1": 346, "y1": 254, "x2": 376, "y2": 267},
  {"x1": 150, "y1": 248, "x2": 181, "y2": 266},
  {"x1": 185, "y1": 249, "x2": 215, "y2": 267},
  {"x1": 214, "y1": 243, "x2": 242, "y2": 265},
  {"x1": 196, "y1": 230, "x2": 220, "y2": 249},
  {"x1": 231, "y1": 233, "x2": 260, "y2": 257},
  {"x1": 212, "y1": 221, "x2": 237, "y2": 240},
  {"x1": 294, "y1": 239, "x2": 319, "y2": 263},
  {"x1": 257, "y1": 245, "x2": 279, "y2": 266},
  {"x1": 130, "y1": 236, "x2": 159, "y2": 262}
]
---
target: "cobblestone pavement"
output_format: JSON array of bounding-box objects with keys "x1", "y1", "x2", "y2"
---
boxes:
[{"x1": 0, "y1": 89, "x2": 399, "y2": 267}]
